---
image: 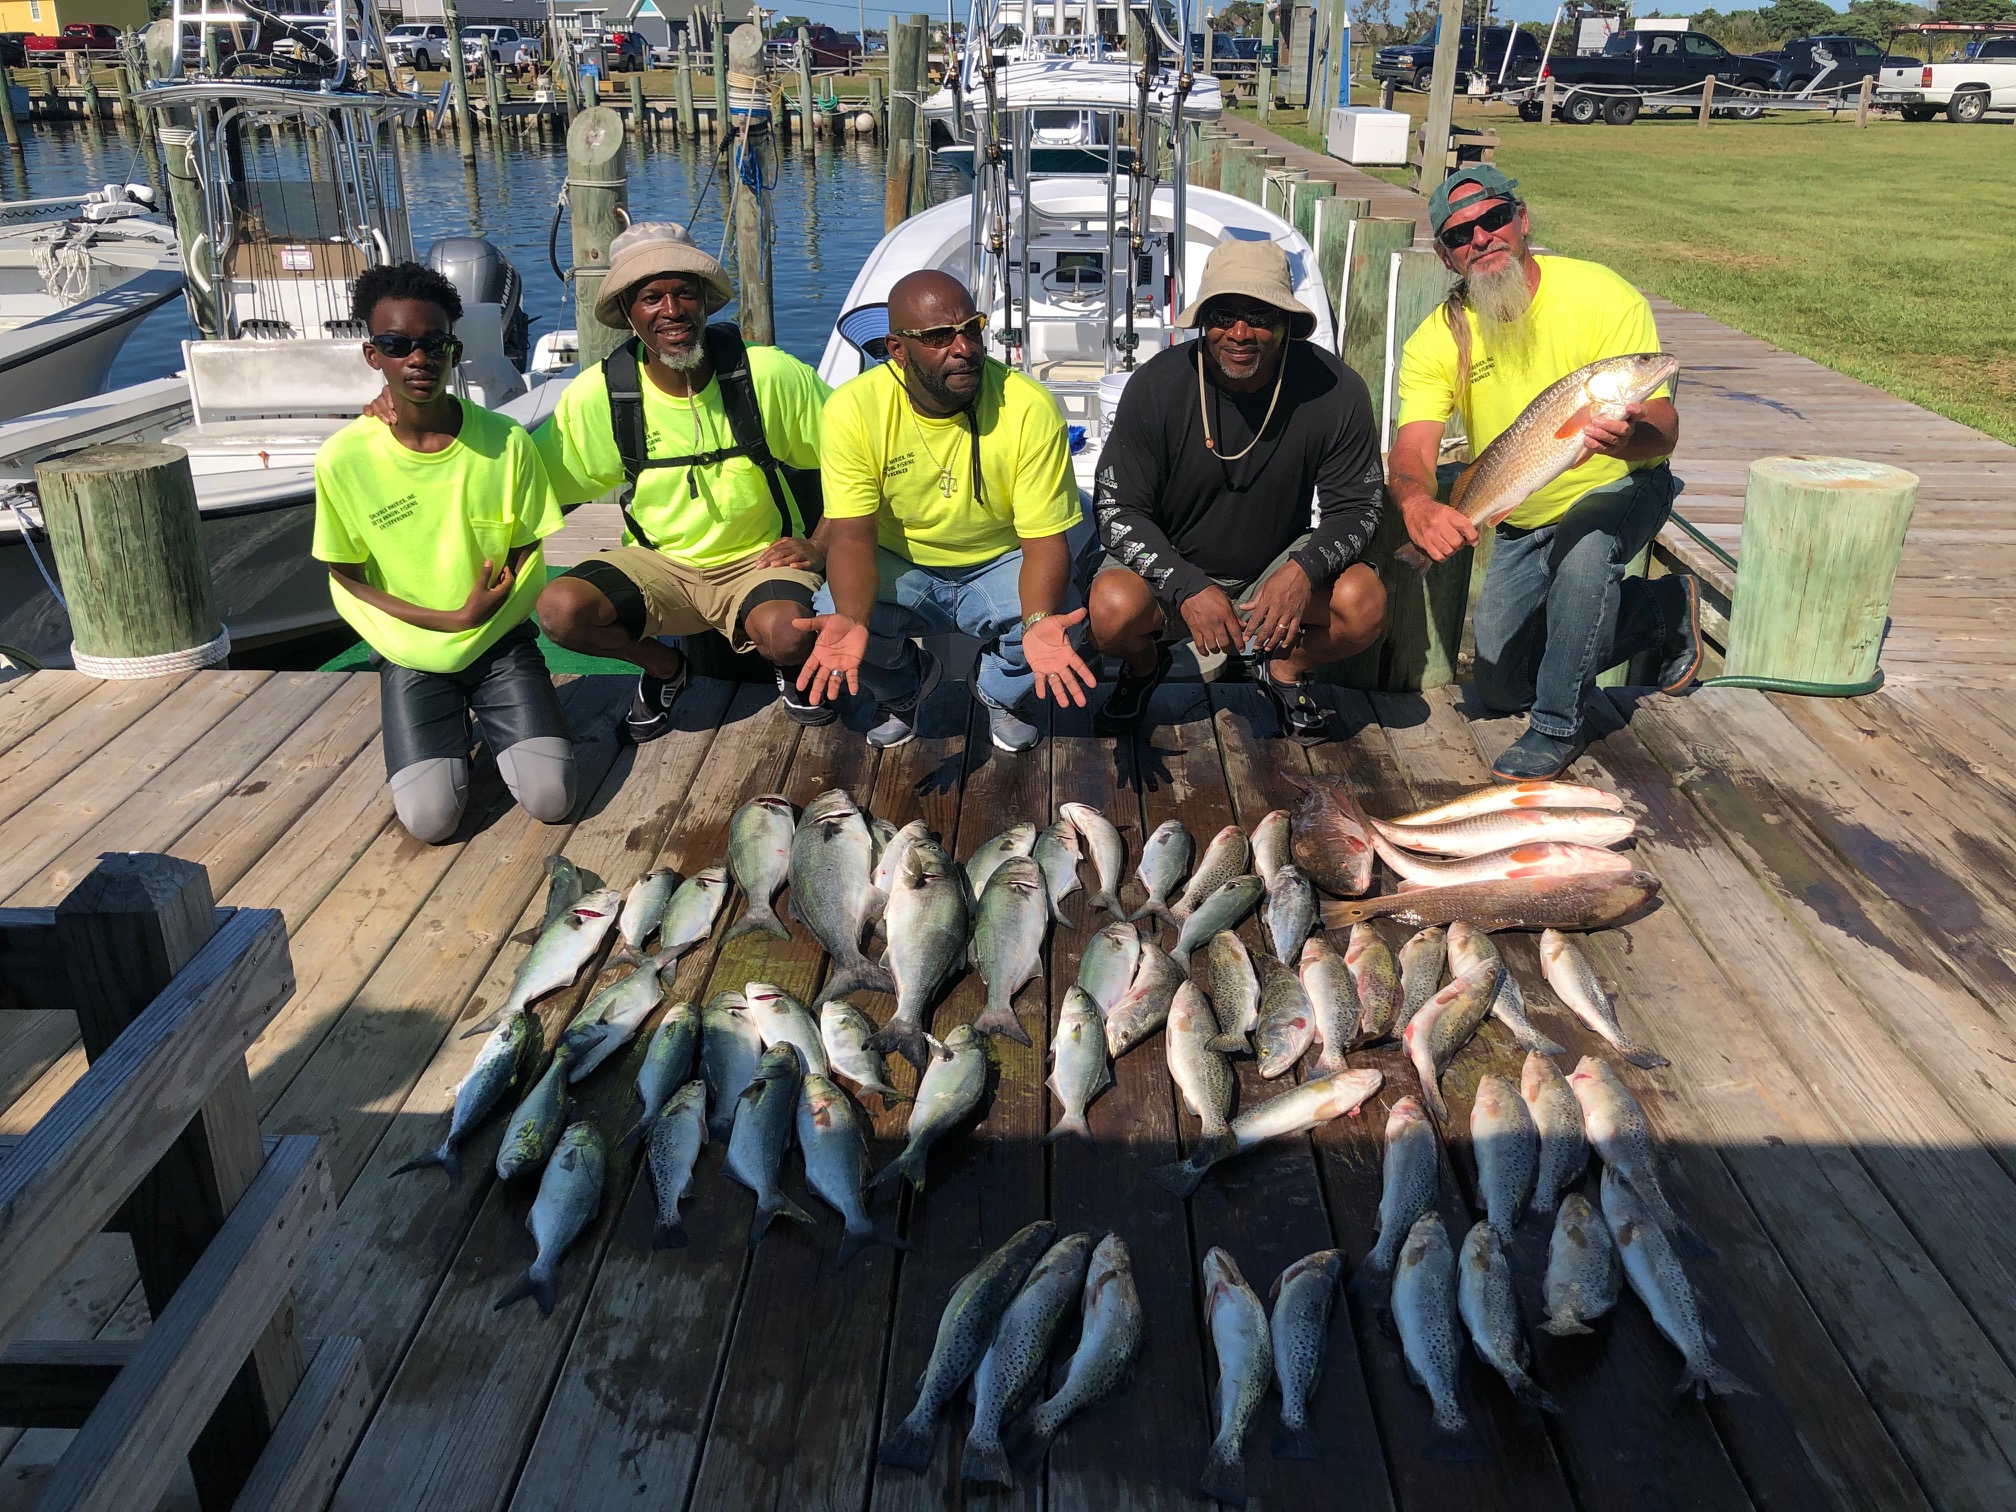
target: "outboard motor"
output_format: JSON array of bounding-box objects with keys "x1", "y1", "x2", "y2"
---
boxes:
[{"x1": 425, "y1": 236, "x2": 531, "y2": 372}]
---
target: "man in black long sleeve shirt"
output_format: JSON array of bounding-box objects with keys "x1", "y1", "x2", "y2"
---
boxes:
[{"x1": 1088, "y1": 237, "x2": 1386, "y2": 741}]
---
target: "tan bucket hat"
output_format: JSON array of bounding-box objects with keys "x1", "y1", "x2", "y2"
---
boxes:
[
  {"x1": 594, "y1": 221, "x2": 735, "y2": 329},
  {"x1": 1174, "y1": 236, "x2": 1318, "y2": 341}
]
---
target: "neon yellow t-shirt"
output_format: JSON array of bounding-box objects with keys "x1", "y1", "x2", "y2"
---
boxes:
[
  {"x1": 1394, "y1": 255, "x2": 1672, "y2": 529},
  {"x1": 311, "y1": 404, "x2": 561, "y2": 674},
  {"x1": 819, "y1": 359, "x2": 1082, "y2": 568},
  {"x1": 532, "y1": 343, "x2": 828, "y2": 569}
]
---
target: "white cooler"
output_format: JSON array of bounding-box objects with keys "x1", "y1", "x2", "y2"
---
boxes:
[{"x1": 1326, "y1": 107, "x2": 1411, "y2": 166}]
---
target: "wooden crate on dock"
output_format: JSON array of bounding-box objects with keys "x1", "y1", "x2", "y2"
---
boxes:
[{"x1": 0, "y1": 853, "x2": 369, "y2": 1512}]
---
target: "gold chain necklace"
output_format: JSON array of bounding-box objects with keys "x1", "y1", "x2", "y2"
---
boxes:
[
  {"x1": 1198, "y1": 344, "x2": 1287, "y2": 463},
  {"x1": 900, "y1": 375, "x2": 965, "y2": 498}
]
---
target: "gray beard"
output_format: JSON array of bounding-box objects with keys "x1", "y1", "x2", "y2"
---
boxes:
[
  {"x1": 1467, "y1": 257, "x2": 1535, "y2": 366},
  {"x1": 654, "y1": 341, "x2": 707, "y2": 373}
]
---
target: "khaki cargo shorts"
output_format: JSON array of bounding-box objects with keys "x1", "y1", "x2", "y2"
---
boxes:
[{"x1": 559, "y1": 546, "x2": 823, "y2": 654}]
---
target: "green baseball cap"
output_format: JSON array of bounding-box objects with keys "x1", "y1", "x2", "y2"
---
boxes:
[{"x1": 1426, "y1": 164, "x2": 1521, "y2": 236}]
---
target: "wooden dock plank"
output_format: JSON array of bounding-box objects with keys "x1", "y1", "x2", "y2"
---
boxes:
[
  {"x1": 320, "y1": 686, "x2": 756, "y2": 1512},
  {"x1": 1, "y1": 672, "x2": 356, "y2": 907},
  {"x1": 1216, "y1": 686, "x2": 1571, "y2": 1512},
  {"x1": 1041, "y1": 700, "x2": 1217, "y2": 1512},
  {"x1": 0, "y1": 675, "x2": 193, "y2": 829},
  {"x1": 288, "y1": 679, "x2": 736, "y2": 1416},
  {"x1": 0, "y1": 674, "x2": 99, "y2": 763},
  {"x1": 1452, "y1": 693, "x2": 2005, "y2": 1511},
  {"x1": 488, "y1": 686, "x2": 805, "y2": 1512},
  {"x1": 866, "y1": 707, "x2": 1051, "y2": 1512}
]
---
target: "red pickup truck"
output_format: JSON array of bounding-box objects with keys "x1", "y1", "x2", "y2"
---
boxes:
[{"x1": 25, "y1": 23, "x2": 122, "y2": 56}]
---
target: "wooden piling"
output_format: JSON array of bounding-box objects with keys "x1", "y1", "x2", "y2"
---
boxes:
[
  {"x1": 565, "y1": 107, "x2": 629, "y2": 368},
  {"x1": 1722, "y1": 457, "x2": 1918, "y2": 688},
  {"x1": 867, "y1": 70, "x2": 884, "y2": 134},
  {"x1": 883, "y1": 17, "x2": 919, "y2": 230},
  {"x1": 37, "y1": 444, "x2": 226, "y2": 676},
  {"x1": 727, "y1": 24, "x2": 774, "y2": 345},
  {"x1": 1336, "y1": 216, "x2": 1412, "y2": 429},
  {"x1": 628, "y1": 69, "x2": 646, "y2": 132},
  {"x1": 1217, "y1": 142, "x2": 1258, "y2": 201},
  {"x1": 159, "y1": 126, "x2": 220, "y2": 340},
  {"x1": 1289, "y1": 176, "x2": 1332, "y2": 241},
  {"x1": 1541, "y1": 74, "x2": 1554, "y2": 125},
  {"x1": 0, "y1": 66, "x2": 21, "y2": 153},
  {"x1": 1310, "y1": 197, "x2": 1351, "y2": 325},
  {"x1": 1856, "y1": 75, "x2": 1873, "y2": 128},
  {"x1": 1698, "y1": 75, "x2": 1714, "y2": 125},
  {"x1": 80, "y1": 65, "x2": 99, "y2": 120},
  {"x1": 711, "y1": 4, "x2": 730, "y2": 135},
  {"x1": 905, "y1": 13, "x2": 929, "y2": 216},
  {"x1": 1262, "y1": 165, "x2": 1305, "y2": 220},
  {"x1": 796, "y1": 25, "x2": 816, "y2": 150},
  {"x1": 675, "y1": 42, "x2": 698, "y2": 136},
  {"x1": 1257, "y1": 0, "x2": 1275, "y2": 122}
]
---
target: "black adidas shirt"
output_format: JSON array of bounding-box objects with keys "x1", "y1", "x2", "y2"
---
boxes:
[{"x1": 1094, "y1": 338, "x2": 1384, "y2": 606}]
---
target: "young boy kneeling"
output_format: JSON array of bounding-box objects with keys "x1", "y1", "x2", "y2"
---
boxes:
[{"x1": 313, "y1": 262, "x2": 575, "y2": 843}]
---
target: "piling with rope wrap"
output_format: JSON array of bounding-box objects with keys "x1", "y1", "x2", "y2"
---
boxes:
[
  {"x1": 726, "y1": 23, "x2": 774, "y2": 345},
  {"x1": 38, "y1": 444, "x2": 228, "y2": 678},
  {"x1": 566, "y1": 107, "x2": 630, "y2": 367}
]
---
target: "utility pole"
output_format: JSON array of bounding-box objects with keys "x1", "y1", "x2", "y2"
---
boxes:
[{"x1": 1413, "y1": 0, "x2": 1462, "y2": 191}]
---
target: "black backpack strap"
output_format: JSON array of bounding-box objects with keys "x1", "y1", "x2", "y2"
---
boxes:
[
  {"x1": 703, "y1": 323, "x2": 805, "y2": 537},
  {"x1": 600, "y1": 337, "x2": 662, "y2": 552}
]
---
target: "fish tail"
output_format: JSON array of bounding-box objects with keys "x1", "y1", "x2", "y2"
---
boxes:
[
  {"x1": 961, "y1": 1432, "x2": 1015, "y2": 1489},
  {"x1": 724, "y1": 903, "x2": 791, "y2": 944},
  {"x1": 1167, "y1": 946, "x2": 1191, "y2": 975},
  {"x1": 390, "y1": 1144, "x2": 460, "y2": 1186},
  {"x1": 1518, "y1": 1027, "x2": 1568, "y2": 1056},
  {"x1": 1420, "y1": 1078, "x2": 1450, "y2": 1124},
  {"x1": 1678, "y1": 1357, "x2": 1754, "y2": 1400},
  {"x1": 616, "y1": 1117, "x2": 650, "y2": 1152},
  {"x1": 866, "y1": 1022, "x2": 937, "y2": 1074},
  {"x1": 817, "y1": 958, "x2": 898, "y2": 1008},
  {"x1": 1007, "y1": 1415, "x2": 1055, "y2": 1472},
  {"x1": 1318, "y1": 899, "x2": 1377, "y2": 929},
  {"x1": 1041, "y1": 1112, "x2": 1092, "y2": 1144},
  {"x1": 748, "y1": 1192, "x2": 816, "y2": 1249},
  {"x1": 459, "y1": 1009, "x2": 506, "y2": 1040},
  {"x1": 838, "y1": 1221, "x2": 907, "y2": 1269},
  {"x1": 653, "y1": 1214, "x2": 689, "y2": 1250},
  {"x1": 1622, "y1": 1043, "x2": 1671, "y2": 1070},
  {"x1": 493, "y1": 1264, "x2": 557, "y2": 1318},
  {"x1": 1316, "y1": 1047, "x2": 1347, "y2": 1075},
  {"x1": 876, "y1": 1411, "x2": 939, "y2": 1474},
  {"x1": 1512, "y1": 1372, "x2": 1564, "y2": 1415},
  {"x1": 1394, "y1": 542, "x2": 1430, "y2": 573},
  {"x1": 1198, "y1": 1439, "x2": 1245, "y2": 1507},
  {"x1": 973, "y1": 998, "x2": 1032, "y2": 1047},
  {"x1": 870, "y1": 1148, "x2": 926, "y2": 1191},
  {"x1": 1272, "y1": 1416, "x2": 1319, "y2": 1462},
  {"x1": 611, "y1": 944, "x2": 642, "y2": 968},
  {"x1": 1345, "y1": 1259, "x2": 1389, "y2": 1302},
  {"x1": 1422, "y1": 1419, "x2": 1486, "y2": 1463},
  {"x1": 1053, "y1": 904, "x2": 1080, "y2": 931},
  {"x1": 1092, "y1": 890, "x2": 1127, "y2": 922},
  {"x1": 1204, "y1": 1033, "x2": 1249, "y2": 1056},
  {"x1": 874, "y1": 1087, "x2": 914, "y2": 1114},
  {"x1": 1539, "y1": 1312, "x2": 1594, "y2": 1338}
]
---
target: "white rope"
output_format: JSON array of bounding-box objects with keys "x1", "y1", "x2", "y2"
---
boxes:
[
  {"x1": 71, "y1": 626, "x2": 232, "y2": 680},
  {"x1": 34, "y1": 230, "x2": 96, "y2": 306},
  {"x1": 1, "y1": 491, "x2": 65, "y2": 609}
]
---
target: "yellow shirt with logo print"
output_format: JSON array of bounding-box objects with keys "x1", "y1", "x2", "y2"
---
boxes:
[
  {"x1": 1394, "y1": 255, "x2": 1671, "y2": 529},
  {"x1": 311, "y1": 402, "x2": 561, "y2": 673}
]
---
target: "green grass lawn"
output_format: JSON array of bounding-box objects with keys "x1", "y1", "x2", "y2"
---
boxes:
[{"x1": 1237, "y1": 96, "x2": 2016, "y2": 446}]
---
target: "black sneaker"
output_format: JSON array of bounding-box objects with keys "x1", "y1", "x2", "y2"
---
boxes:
[
  {"x1": 624, "y1": 653, "x2": 689, "y2": 744},
  {"x1": 1657, "y1": 575, "x2": 1704, "y2": 694},
  {"x1": 774, "y1": 667, "x2": 839, "y2": 726},
  {"x1": 1255, "y1": 660, "x2": 1329, "y2": 745},
  {"x1": 1093, "y1": 644, "x2": 1173, "y2": 737}
]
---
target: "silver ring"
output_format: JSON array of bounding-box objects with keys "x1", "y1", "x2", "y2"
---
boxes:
[{"x1": 829, "y1": 669, "x2": 841, "y2": 680}]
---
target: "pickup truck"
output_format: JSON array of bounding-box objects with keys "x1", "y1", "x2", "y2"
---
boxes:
[
  {"x1": 1536, "y1": 27, "x2": 1772, "y2": 124},
  {"x1": 1374, "y1": 26, "x2": 1543, "y2": 94},
  {"x1": 25, "y1": 23, "x2": 121, "y2": 57},
  {"x1": 1878, "y1": 26, "x2": 2016, "y2": 122}
]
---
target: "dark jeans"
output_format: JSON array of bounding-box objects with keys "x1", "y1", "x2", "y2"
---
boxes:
[{"x1": 1472, "y1": 465, "x2": 1682, "y2": 739}]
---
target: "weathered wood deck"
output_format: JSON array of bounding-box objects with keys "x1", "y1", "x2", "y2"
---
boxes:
[
  {"x1": 2, "y1": 666, "x2": 2013, "y2": 1511},
  {"x1": 1222, "y1": 118, "x2": 2016, "y2": 689}
]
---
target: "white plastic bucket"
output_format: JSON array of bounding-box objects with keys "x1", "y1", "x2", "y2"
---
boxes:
[{"x1": 1097, "y1": 370, "x2": 1133, "y2": 431}]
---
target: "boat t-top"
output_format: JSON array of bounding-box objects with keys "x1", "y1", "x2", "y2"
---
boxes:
[{"x1": 818, "y1": 0, "x2": 1332, "y2": 497}]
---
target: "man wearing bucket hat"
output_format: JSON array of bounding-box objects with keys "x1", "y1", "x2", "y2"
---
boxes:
[
  {"x1": 1391, "y1": 165, "x2": 1699, "y2": 781},
  {"x1": 531, "y1": 222, "x2": 833, "y2": 742},
  {"x1": 1086, "y1": 236, "x2": 1387, "y2": 742},
  {"x1": 791, "y1": 269, "x2": 1093, "y2": 753}
]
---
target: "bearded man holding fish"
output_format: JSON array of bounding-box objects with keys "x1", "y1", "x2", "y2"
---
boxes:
[{"x1": 1391, "y1": 166, "x2": 1702, "y2": 782}]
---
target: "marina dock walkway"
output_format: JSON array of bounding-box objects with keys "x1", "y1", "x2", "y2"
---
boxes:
[
  {"x1": 3, "y1": 665, "x2": 2012, "y2": 1511},
  {"x1": 1222, "y1": 115, "x2": 2016, "y2": 688}
]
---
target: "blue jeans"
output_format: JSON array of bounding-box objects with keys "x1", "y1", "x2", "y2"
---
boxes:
[
  {"x1": 1472, "y1": 465, "x2": 1681, "y2": 739},
  {"x1": 813, "y1": 540, "x2": 1085, "y2": 712}
]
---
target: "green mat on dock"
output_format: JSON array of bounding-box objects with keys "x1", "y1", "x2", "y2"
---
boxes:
[{"x1": 317, "y1": 566, "x2": 638, "y2": 676}]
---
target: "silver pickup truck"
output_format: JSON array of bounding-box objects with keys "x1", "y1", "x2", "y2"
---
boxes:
[{"x1": 1878, "y1": 25, "x2": 2016, "y2": 123}]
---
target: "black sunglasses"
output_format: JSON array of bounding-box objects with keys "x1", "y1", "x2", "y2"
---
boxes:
[
  {"x1": 1437, "y1": 198, "x2": 1519, "y2": 251},
  {"x1": 368, "y1": 330, "x2": 462, "y2": 361},
  {"x1": 891, "y1": 314, "x2": 987, "y2": 349},
  {"x1": 1203, "y1": 302, "x2": 1286, "y2": 332}
]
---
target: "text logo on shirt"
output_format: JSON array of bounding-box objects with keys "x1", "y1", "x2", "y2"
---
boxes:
[{"x1": 368, "y1": 494, "x2": 420, "y2": 532}]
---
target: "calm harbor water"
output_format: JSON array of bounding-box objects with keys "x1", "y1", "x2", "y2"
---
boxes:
[{"x1": 1, "y1": 117, "x2": 914, "y2": 384}]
